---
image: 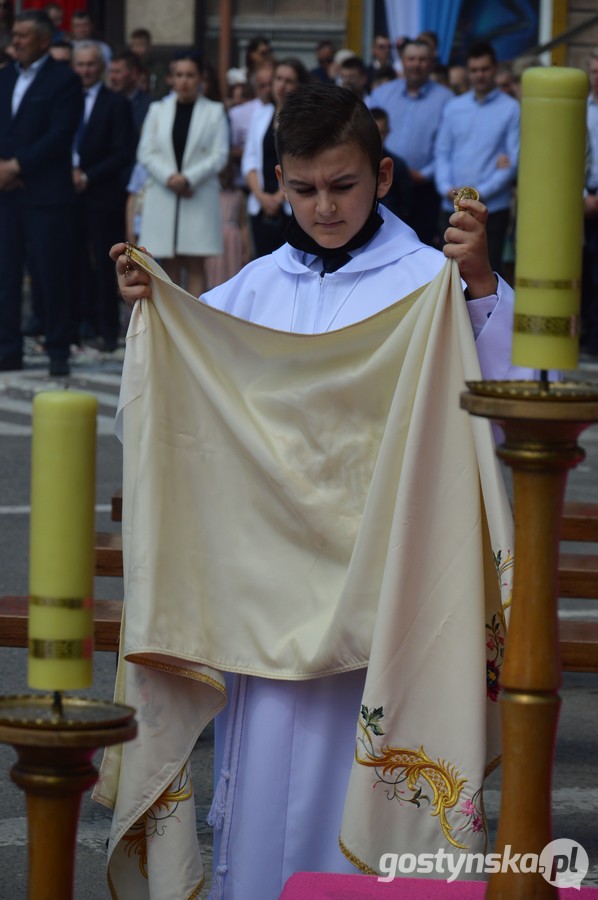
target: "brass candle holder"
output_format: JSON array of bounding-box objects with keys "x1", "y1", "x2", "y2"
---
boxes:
[
  {"x1": 461, "y1": 379, "x2": 598, "y2": 899},
  {"x1": 0, "y1": 694, "x2": 136, "y2": 900}
]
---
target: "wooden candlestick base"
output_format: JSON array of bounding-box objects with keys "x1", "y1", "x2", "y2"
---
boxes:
[
  {"x1": 461, "y1": 380, "x2": 598, "y2": 899},
  {"x1": 0, "y1": 695, "x2": 136, "y2": 900}
]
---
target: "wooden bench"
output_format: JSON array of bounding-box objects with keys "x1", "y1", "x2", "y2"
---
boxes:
[
  {"x1": 111, "y1": 487, "x2": 122, "y2": 523},
  {"x1": 2, "y1": 497, "x2": 598, "y2": 662},
  {"x1": 0, "y1": 488, "x2": 125, "y2": 652},
  {"x1": 93, "y1": 487, "x2": 124, "y2": 578},
  {"x1": 558, "y1": 501, "x2": 598, "y2": 673},
  {"x1": 94, "y1": 531, "x2": 123, "y2": 578},
  {"x1": 0, "y1": 596, "x2": 122, "y2": 652}
]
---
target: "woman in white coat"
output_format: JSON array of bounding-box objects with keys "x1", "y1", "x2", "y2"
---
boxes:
[{"x1": 137, "y1": 51, "x2": 229, "y2": 296}]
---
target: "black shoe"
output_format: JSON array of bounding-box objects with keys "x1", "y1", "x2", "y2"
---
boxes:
[
  {"x1": 0, "y1": 354, "x2": 23, "y2": 372},
  {"x1": 49, "y1": 359, "x2": 70, "y2": 377}
]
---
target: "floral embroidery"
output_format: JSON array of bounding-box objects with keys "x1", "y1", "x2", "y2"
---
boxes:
[
  {"x1": 121, "y1": 820, "x2": 148, "y2": 878},
  {"x1": 493, "y1": 548, "x2": 514, "y2": 608},
  {"x1": 487, "y1": 549, "x2": 510, "y2": 704},
  {"x1": 486, "y1": 610, "x2": 506, "y2": 702},
  {"x1": 356, "y1": 705, "x2": 469, "y2": 849},
  {"x1": 121, "y1": 765, "x2": 194, "y2": 879},
  {"x1": 458, "y1": 787, "x2": 485, "y2": 840}
]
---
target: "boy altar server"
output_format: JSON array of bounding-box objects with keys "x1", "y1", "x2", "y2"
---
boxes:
[{"x1": 102, "y1": 83, "x2": 532, "y2": 900}]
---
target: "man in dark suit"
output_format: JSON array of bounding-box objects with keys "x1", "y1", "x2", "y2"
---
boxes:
[
  {"x1": 108, "y1": 50, "x2": 151, "y2": 140},
  {"x1": 72, "y1": 40, "x2": 135, "y2": 351},
  {"x1": 0, "y1": 9, "x2": 83, "y2": 375}
]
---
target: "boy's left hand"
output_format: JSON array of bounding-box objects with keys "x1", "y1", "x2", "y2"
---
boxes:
[{"x1": 442, "y1": 198, "x2": 498, "y2": 299}]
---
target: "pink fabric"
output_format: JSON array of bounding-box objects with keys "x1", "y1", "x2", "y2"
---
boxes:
[{"x1": 279, "y1": 872, "x2": 598, "y2": 898}]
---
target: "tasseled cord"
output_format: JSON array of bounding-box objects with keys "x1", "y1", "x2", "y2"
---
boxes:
[{"x1": 206, "y1": 674, "x2": 248, "y2": 900}]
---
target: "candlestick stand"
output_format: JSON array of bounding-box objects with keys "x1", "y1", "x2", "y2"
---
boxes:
[
  {"x1": 461, "y1": 380, "x2": 598, "y2": 899},
  {"x1": 0, "y1": 695, "x2": 136, "y2": 900}
]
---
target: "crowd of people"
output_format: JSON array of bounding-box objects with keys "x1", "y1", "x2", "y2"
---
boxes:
[
  {"x1": 1, "y1": 7, "x2": 590, "y2": 899},
  {"x1": 0, "y1": 8, "x2": 596, "y2": 373}
]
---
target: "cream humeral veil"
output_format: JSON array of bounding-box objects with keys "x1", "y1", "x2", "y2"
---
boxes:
[{"x1": 94, "y1": 251, "x2": 513, "y2": 899}]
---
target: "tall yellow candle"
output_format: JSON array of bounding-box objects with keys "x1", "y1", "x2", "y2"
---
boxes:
[
  {"x1": 512, "y1": 66, "x2": 588, "y2": 371},
  {"x1": 28, "y1": 392, "x2": 98, "y2": 691}
]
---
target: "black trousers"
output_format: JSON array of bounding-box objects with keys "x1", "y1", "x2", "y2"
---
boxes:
[
  {"x1": 0, "y1": 193, "x2": 74, "y2": 362},
  {"x1": 405, "y1": 180, "x2": 442, "y2": 248},
  {"x1": 72, "y1": 201, "x2": 125, "y2": 347}
]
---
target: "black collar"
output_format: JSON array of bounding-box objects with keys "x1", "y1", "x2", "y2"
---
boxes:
[{"x1": 283, "y1": 206, "x2": 384, "y2": 267}]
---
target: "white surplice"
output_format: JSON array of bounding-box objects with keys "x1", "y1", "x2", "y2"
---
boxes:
[{"x1": 95, "y1": 211, "x2": 527, "y2": 899}]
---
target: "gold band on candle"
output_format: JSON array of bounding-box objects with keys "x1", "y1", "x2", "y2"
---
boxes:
[
  {"x1": 28, "y1": 391, "x2": 97, "y2": 691},
  {"x1": 511, "y1": 67, "x2": 587, "y2": 370},
  {"x1": 514, "y1": 313, "x2": 579, "y2": 338},
  {"x1": 516, "y1": 277, "x2": 582, "y2": 290},
  {"x1": 30, "y1": 595, "x2": 93, "y2": 610},
  {"x1": 29, "y1": 638, "x2": 93, "y2": 660}
]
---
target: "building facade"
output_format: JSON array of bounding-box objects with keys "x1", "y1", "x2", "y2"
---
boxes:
[{"x1": 20, "y1": 1, "x2": 598, "y2": 77}]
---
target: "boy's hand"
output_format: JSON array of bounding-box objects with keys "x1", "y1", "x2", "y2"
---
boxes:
[
  {"x1": 110, "y1": 242, "x2": 152, "y2": 309},
  {"x1": 442, "y1": 198, "x2": 498, "y2": 299}
]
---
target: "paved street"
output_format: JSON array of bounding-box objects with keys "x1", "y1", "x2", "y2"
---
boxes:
[{"x1": 0, "y1": 345, "x2": 597, "y2": 896}]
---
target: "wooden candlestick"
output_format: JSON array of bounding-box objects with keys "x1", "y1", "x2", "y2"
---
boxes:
[
  {"x1": 461, "y1": 380, "x2": 598, "y2": 898},
  {"x1": 0, "y1": 696, "x2": 136, "y2": 900}
]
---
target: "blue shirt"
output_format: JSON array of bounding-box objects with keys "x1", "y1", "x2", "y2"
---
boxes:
[
  {"x1": 367, "y1": 78, "x2": 453, "y2": 178},
  {"x1": 434, "y1": 88, "x2": 520, "y2": 213}
]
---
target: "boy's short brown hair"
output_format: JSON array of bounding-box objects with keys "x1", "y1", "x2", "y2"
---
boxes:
[{"x1": 275, "y1": 82, "x2": 382, "y2": 176}]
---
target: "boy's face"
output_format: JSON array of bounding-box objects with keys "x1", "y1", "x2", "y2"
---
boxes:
[{"x1": 276, "y1": 142, "x2": 392, "y2": 250}]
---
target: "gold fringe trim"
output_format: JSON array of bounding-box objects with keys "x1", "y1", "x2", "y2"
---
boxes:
[
  {"x1": 485, "y1": 754, "x2": 501, "y2": 779},
  {"x1": 107, "y1": 868, "x2": 118, "y2": 900},
  {"x1": 187, "y1": 874, "x2": 205, "y2": 899},
  {"x1": 338, "y1": 835, "x2": 378, "y2": 875},
  {"x1": 125, "y1": 653, "x2": 226, "y2": 693}
]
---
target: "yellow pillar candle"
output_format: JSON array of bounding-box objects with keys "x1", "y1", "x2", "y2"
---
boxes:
[
  {"x1": 28, "y1": 392, "x2": 98, "y2": 691},
  {"x1": 512, "y1": 66, "x2": 588, "y2": 371}
]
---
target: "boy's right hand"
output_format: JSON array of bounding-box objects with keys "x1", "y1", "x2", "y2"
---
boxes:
[{"x1": 110, "y1": 242, "x2": 152, "y2": 309}]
